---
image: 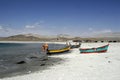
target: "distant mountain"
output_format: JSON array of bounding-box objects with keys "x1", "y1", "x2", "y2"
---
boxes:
[
  {"x1": 22, "y1": 33, "x2": 57, "y2": 38},
  {"x1": 2, "y1": 34, "x2": 42, "y2": 41},
  {"x1": 93, "y1": 32, "x2": 120, "y2": 38},
  {"x1": 84, "y1": 32, "x2": 120, "y2": 42},
  {"x1": 0, "y1": 33, "x2": 120, "y2": 42},
  {"x1": 0, "y1": 37, "x2": 4, "y2": 39},
  {"x1": 0, "y1": 33, "x2": 74, "y2": 41}
]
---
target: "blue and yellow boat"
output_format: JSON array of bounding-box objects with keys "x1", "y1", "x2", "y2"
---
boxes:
[{"x1": 80, "y1": 44, "x2": 109, "y2": 54}]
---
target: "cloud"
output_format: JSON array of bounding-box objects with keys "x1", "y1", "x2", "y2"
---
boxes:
[
  {"x1": 2, "y1": 22, "x2": 111, "y2": 37},
  {"x1": 92, "y1": 29, "x2": 112, "y2": 34},
  {"x1": 0, "y1": 21, "x2": 54, "y2": 37},
  {"x1": 0, "y1": 26, "x2": 22, "y2": 37},
  {"x1": 25, "y1": 21, "x2": 44, "y2": 29},
  {"x1": 85, "y1": 29, "x2": 112, "y2": 37},
  {"x1": 1, "y1": 21, "x2": 73, "y2": 37},
  {"x1": 0, "y1": 26, "x2": 3, "y2": 30},
  {"x1": 100, "y1": 29, "x2": 112, "y2": 33},
  {"x1": 0, "y1": 25, "x2": 7, "y2": 31},
  {"x1": 0, "y1": 22, "x2": 114, "y2": 38},
  {"x1": 0, "y1": 23, "x2": 64, "y2": 37},
  {"x1": 79, "y1": 28, "x2": 113, "y2": 37},
  {"x1": 25, "y1": 25, "x2": 35, "y2": 29},
  {"x1": 88, "y1": 27, "x2": 93, "y2": 31}
]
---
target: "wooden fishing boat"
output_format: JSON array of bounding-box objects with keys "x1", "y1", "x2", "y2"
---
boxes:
[
  {"x1": 80, "y1": 44, "x2": 109, "y2": 54},
  {"x1": 47, "y1": 46, "x2": 70, "y2": 55},
  {"x1": 71, "y1": 43, "x2": 81, "y2": 49}
]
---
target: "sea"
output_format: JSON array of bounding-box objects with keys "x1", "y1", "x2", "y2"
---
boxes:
[{"x1": 0, "y1": 42, "x2": 65, "y2": 78}]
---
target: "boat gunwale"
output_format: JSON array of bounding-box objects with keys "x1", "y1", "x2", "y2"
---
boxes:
[
  {"x1": 48, "y1": 46, "x2": 70, "y2": 53},
  {"x1": 80, "y1": 44, "x2": 109, "y2": 50},
  {"x1": 80, "y1": 50, "x2": 107, "y2": 53}
]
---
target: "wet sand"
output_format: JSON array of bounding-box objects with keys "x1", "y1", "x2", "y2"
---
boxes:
[{"x1": 0, "y1": 56, "x2": 66, "y2": 79}]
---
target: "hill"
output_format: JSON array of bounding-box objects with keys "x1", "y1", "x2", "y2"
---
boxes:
[
  {"x1": 0, "y1": 34, "x2": 74, "y2": 41},
  {"x1": 93, "y1": 32, "x2": 120, "y2": 38},
  {"x1": 0, "y1": 32, "x2": 120, "y2": 42}
]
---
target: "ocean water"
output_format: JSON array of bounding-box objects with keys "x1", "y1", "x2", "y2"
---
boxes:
[{"x1": 0, "y1": 43, "x2": 65, "y2": 78}]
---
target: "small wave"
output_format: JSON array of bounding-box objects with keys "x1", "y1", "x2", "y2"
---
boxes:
[
  {"x1": 0, "y1": 65, "x2": 9, "y2": 71},
  {"x1": 0, "y1": 59, "x2": 4, "y2": 61}
]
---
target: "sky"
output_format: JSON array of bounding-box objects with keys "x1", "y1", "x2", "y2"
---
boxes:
[{"x1": 0, "y1": 0, "x2": 120, "y2": 37}]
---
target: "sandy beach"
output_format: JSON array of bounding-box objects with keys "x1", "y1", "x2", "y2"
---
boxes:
[{"x1": 1, "y1": 43, "x2": 120, "y2": 80}]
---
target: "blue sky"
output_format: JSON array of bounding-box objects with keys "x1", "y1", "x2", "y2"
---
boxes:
[{"x1": 0, "y1": 0, "x2": 120, "y2": 37}]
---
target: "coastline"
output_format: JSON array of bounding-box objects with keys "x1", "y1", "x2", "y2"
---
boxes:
[
  {"x1": 0, "y1": 43, "x2": 120, "y2": 80},
  {"x1": 0, "y1": 41, "x2": 66, "y2": 44},
  {"x1": 0, "y1": 56, "x2": 66, "y2": 79}
]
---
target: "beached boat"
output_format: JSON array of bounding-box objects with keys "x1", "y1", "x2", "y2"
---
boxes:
[
  {"x1": 80, "y1": 44, "x2": 109, "y2": 53},
  {"x1": 47, "y1": 46, "x2": 70, "y2": 55},
  {"x1": 71, "y1": 43, "x2": 81, "y2": 49}
]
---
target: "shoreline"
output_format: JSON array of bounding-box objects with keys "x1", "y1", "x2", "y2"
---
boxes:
[
  {"x1": 0, "y1": 41, "x2": 66, "y2": 44},
  {"x1": 0, "y1": 43, "x2": 120, "y2": 80},
  {"x1": 0, "y1": 56, "x2": 67, "y2": 79}
]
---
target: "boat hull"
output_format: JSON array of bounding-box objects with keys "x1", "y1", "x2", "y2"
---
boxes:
[
  {"x1": 71, "y1": 44, "x2": 81, "y2": 49},
  {"x1": 80, "y1": 44, "x2": 109, "y2": 54},
  {"x1": 70, "y1": 42, "x2": 81, "y2": 49},
  {"x1": 47, "y1": 46, "x2": 70, "y2": 55}
]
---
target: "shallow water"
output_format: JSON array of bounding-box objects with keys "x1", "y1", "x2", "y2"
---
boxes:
[{"x1": 0, "y1": 43, "x2": 65, "y2": 78}]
